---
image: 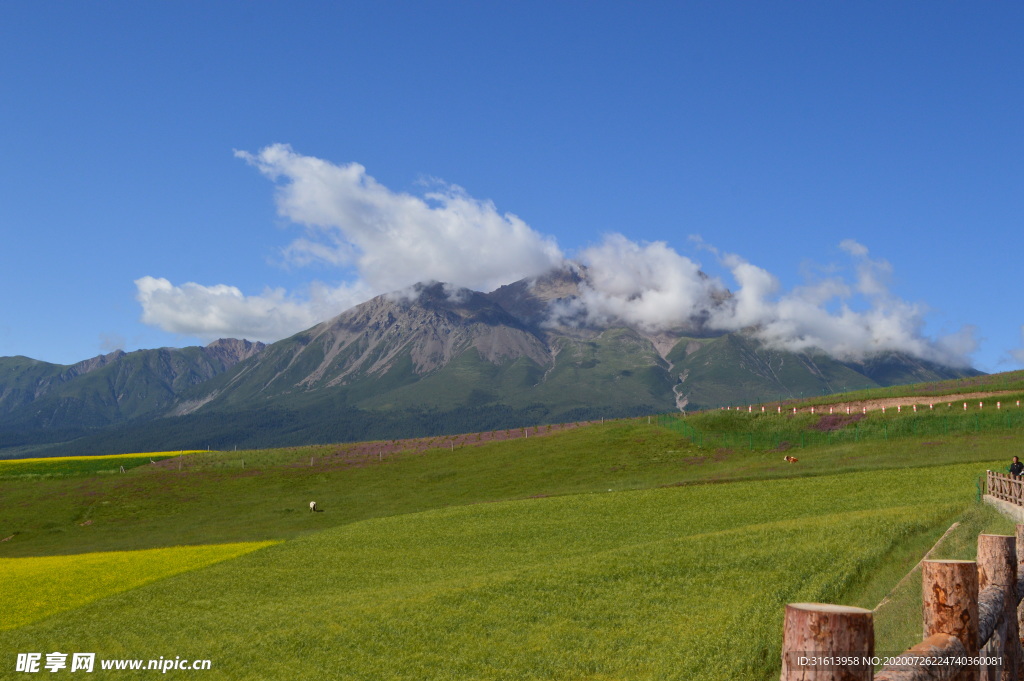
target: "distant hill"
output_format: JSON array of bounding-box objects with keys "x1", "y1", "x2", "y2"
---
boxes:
[
  {"x1": 0, "y1": 339, "x2": 263, "y2": 451},
  {"x1": 0, "y1": 271, "x2": 980, "y2": 456}
]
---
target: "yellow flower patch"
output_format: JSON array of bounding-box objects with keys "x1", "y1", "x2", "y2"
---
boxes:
[{"x1": 0, "y1": 541, "x2": 278, "y2": 630}]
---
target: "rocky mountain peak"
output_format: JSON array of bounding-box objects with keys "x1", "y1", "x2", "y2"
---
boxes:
[
  {"x1": 204, "y1": 338, "x2": 266, "y2": 365},
  {"x1": 484, "y1": 266, "x2": 585, "y2": 329},
  {"x1": 64, "y1": 349, "x2": 126, "y2": 379}
]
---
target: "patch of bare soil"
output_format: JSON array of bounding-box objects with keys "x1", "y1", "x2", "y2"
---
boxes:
[
  {"x1": 816, "y1": 390, "x2": 1020, "y2": 413},
  {"x1": 285, "y1": 420, "x2": 602, "y2": 469},
  {"x1": 811, "y1": 414, "x2": 866, "y2": 431},
  {"x1": 152, "y1": 420, "x2": 607, "y2": 472}
]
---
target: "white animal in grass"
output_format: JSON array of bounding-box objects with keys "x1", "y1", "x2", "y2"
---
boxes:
[{"x1": 309, "y1": 501, "x2": 318, "y2": 512}]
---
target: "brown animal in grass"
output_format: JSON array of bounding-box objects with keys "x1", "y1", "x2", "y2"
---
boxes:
[{"x1": 783, "y1": 455, "x2": 799, "y2": 463}]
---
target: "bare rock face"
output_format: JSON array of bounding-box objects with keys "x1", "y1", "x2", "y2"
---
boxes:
[
  {"x1": 287, "y1": 283, "x2": 552, "y2": 390},
  {"x1": 204, "y1": 338, "x2": 266, "y2": 366},
  {"x1": 64, "y1": 349, "x2": 127, "y2": 379},
  {"x1": 485, "y1": 267, "x2": 585, "y2": 329}
]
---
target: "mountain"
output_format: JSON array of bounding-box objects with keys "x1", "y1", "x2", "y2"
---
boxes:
[
  {"x1": 171, "y1": 283, "x2": 552, "y2": 415},
  {"x1": 0, "y1": 339, "x2": 264, "y2": 450},
  {"x1": 0, "y1": 273, "x2": 980, "y2": 456}
]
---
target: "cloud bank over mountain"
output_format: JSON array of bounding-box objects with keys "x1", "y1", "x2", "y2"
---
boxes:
[
  {"x1": 136, "y1": 146, "x2": 977, "y2": 366},
  {"x1": 237, "y1": 144, "x2": 564, "y2": 293}
]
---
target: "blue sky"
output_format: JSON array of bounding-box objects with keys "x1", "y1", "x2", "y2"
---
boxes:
[{"x1": 1, "y1": 2, "x2": 1021, "y2": 372}]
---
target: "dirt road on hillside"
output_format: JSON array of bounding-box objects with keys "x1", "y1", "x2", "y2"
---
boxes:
[{"x1": 788, "y1": 390, "x2": 1021, "y2": 413}]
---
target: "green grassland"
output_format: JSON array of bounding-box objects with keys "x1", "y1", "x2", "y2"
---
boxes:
[
  {"x1": 1, "y1": 395, "x2": 1022, "y2": 679},
  {"x1": 660, "y1": 398, "x2": 1024, "y2": 451}
]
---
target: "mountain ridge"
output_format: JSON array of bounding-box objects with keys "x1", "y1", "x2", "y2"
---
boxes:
[{"x1": 0, "y1": 274, "x2": 981, "y2": 456}]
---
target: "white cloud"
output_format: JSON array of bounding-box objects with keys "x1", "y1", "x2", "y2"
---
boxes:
[
  {"x1": 135, "y1": 276, "x2": 370, "y2": 342},
  {"x1": 138, "y1": 144, "x2": 564, "y2": 342},
  {"x1": 550, "y1": 235, "x2": 721, "y2": 332},
  {"x1": 234, "y1": 144, "x2": 564, "y2": 293},
  {"x1": 839, "y1": 238, "x2": 869, "y2": 257},
  {"x1": 547, "y1": 236, "x2": 975, "y2": 366},
  {"x1": 706, "y1": 244, "x2": 975, "y2": 365}
]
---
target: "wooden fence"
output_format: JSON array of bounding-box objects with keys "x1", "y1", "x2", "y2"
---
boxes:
[
  {"x1": 780, "y1": 529, "x2": 1024, "y2": 680},
  {"x1": 989, "y1": 471, "x2": 1024, "y2": 507}
]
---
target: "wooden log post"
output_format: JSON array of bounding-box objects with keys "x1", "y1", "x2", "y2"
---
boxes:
[
  {"x1": 978, "y1": 534, "x2": 1018, "y2": 681},
  {"x1": 875, "y1": 561, "x2": 980, "y2": 681},
  {"x1": 1016, "y1": 526, "x2": 1024, "y2": 680},
  {"x1": 875, "y1": 635, "x2": 969, "y2": 681},
  {"x1": 924, "y1": 560, "x2": 980, "y2": 681},
  {"x1": 780, "y1": 603, "x2": 874, "y2": 680}
]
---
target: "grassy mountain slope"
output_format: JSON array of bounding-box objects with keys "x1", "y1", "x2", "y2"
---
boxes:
[
  {"x1": 0, "y1": 341, "x2": 263, "y2": 450},
  {"x1": 0, "y1": 352, "x2": 121, "y2": 416},
  {"x1": 666, "y1": 333, "x2": 978, "y2": 410}
]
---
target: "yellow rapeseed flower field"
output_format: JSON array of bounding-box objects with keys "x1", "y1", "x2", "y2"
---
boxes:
[
  {"x1": 0, "y1": 451, "x2": 206, "y2": 465},
  {"x1": 1, "y1": 541, "x2": 278, "y2": 630}
]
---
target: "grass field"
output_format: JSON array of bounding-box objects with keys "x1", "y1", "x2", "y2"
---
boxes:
[
  {"x1": 1, "y1": 466, "x2": 993, "y2": 680},
  {"x1": 1, "y1": 390, "x2": 1022, "y2": 679}
]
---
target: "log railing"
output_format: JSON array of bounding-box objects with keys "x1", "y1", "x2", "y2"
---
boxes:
[
  {"x1": 988, "y1": 471, "x2": 1024, "y2": 507},
  {"x1": 780, "y1": 528, "x2": 1024, "y2": 680}
]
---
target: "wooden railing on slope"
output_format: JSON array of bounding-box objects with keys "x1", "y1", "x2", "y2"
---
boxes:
[
  {"x1": 780, "y1": 529, "x2": 1024, "y2": 680},
  {"x1": 988, "y1": 471, "x2": 1024, "y2": 507}
]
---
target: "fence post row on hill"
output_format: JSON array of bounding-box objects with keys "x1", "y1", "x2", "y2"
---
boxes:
[{"x1": 780, "y1": 528, "x2": 1024, "y2": 680}]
